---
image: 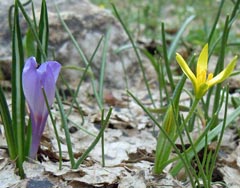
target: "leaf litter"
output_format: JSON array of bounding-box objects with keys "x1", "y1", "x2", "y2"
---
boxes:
[{"x1": 1, "y1": 76, "x2": 240, "y2": 187}]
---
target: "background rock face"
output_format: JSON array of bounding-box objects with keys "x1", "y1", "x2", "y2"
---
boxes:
[{"x1": 0, "y1": 0, "x2": 138, "y2": 88}]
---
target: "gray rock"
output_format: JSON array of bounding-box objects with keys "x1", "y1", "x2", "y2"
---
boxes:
[{"x1": 0, "y1": 0, "x2": 139, "y2": 88}]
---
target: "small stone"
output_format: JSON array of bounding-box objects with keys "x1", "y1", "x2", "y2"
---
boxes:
[{"x1": 27, "y1": 179, "x2": 53, "y2": 188}]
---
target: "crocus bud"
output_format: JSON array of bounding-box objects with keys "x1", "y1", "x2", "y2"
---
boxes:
[{"x1": 22, "y1": 57, "x2": 61, "y2": 158}]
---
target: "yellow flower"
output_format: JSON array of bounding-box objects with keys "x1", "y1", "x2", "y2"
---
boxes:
[
  {"x1": 176, "y1": 44, "x2": 237, "y2": 99},
  {"x1": 98, "y1": 4, "x2": 105, "y2": 9}
]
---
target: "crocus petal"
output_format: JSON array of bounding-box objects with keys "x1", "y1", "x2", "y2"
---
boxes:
[
  {"x1": 37, "y1": 62, "x2": 61, "y2": 107},
  {"x1": 176, "y1": 53, "x2": 197, "y2": 88},
  {"x1": 39, "y1": 61, "x2": 61, "y2": 83},
  {"x1": 207, "y1": 56, "x2": 237, "y2": 87},
  {"x1": 23, "y1": 57, "x2": 46, "y2": 116},
  {"x1": 29, "y1": 113, "x2": 48, "y2": 158},
  {"x1": 196, "y1": 44, "x2": 208, "y2": 78}
]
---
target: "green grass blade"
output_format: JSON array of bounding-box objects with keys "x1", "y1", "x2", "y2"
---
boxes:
[
  {"x1": 12, "y1": 0, "x2": 26, "y2": 178},
  {"x1": 154, "y1": 105, "x2": 177, "y2": 174},
  {"x1": 142, "y1": 49, "x2": 169, "y2": 103},
  {"x1": 0, "y1": 87, "x2": 16, "y2": 159},
  {"x1": 8, "y1": 0, "x2": 32, "y2": 31},
  {"x1": 36, "y1": 0, "x2": 48, "y2": 63},
  {"x1": 161, "y1": 22, "x2": 175, "y2": 91},
  {"x1": 112, "y1": 3, "x2": 156, "y2": 108},
  {"x1": 17, "y1": 1, "x2": 47, "y2": 60},
  {"x1": 60, "y1": 75, "x2": 85, "y2": 124},
  {"x1": 56, "y1": 90, "x2": 75, "y2": 167},
  {"x1": 211, "y1": 15, "x2": 230, "y2": 128},
  {"x1": 66, "y1": 36, "x2": 103, "y2": 117},
  {"x1": 168, "y1": 15, "x2": 195, "y2": 61},
  {"x1": 99, "y1": 29, "x2": 111, "y2": 108},
  {"x1": 24, "y1": 28, "x2": 36, "y2": 57},
  {"x1": 30, "y1": 0, "x2": 38, "y2": 30},
  {"x1": 54, "y1": 4, "x2": 102, "y2": 107},
  {"x1": 207, "y1": 0, "x2": 224, "y2": 44}
]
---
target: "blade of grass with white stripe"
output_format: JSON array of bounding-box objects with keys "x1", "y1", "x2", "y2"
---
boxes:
[
  {"x1": 12, "y1": 0, "x2": 26, "y2": 178},
  {"x1": 56, "y1": 90, "x2": 75, "y2": 168},
  {"x1": 98, "y1": 28, "x2": 111, "y2": 167},
  {"x1": 23, "y1": 1, "x2": 37, "y2": 57},
  {"x1": 17, "y1": 1, "x2": 47, "y2": 60},
  {"x1": 99, "y1": 29, "x2": 110, "y2": 108},
  {"x1": 36, "y1": 0, "x2": 48, "y2": 63}
]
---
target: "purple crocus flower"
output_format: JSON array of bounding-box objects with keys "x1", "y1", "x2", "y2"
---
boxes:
[{"x1": 22, "y1": 57, "x2": 61, "y2": 158}]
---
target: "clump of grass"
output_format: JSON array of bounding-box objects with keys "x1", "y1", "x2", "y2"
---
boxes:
[
  {"x1": 0, "y1": 0, "x2": 113, "y2": 178},
  {"x1": 111, "y1": 0, "x2": 240, "y2": 187}
]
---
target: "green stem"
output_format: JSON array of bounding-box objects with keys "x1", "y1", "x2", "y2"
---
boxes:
[
  {"x1": 182, "y1": 98, "x2": 200, "y2": 132},
  {"x1": 186, "y1": 99, "x2": 199, "y2": 124}
]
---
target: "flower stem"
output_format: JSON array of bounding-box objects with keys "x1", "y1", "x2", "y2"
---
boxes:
[{"x1": 184, "y1": 98, "x2": 200, "y2": 132}]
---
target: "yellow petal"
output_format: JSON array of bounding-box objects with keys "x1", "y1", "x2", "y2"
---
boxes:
[
  {"x1": 207, "y1": 56, "x2": 238, "y2": 87},
  {"x1": 197, "y1": 44, "x2": 208, "y2": 79},
  {"x1": 176, "y1": 53, "x2": 197, "y2": 87},
  {"x1": 197, "y1": 70, "x2": 207, "y2": 85}
]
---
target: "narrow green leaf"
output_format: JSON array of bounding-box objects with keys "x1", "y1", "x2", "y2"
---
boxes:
[
  {"x1": 17, "y1": 1, "x2": 47, "y2": 60},
  {"x1": 37, "y1": 0, "x2": 48, "y2": 63},
  {"x1": 207, "y1": 0, "x2": 224, "y2": 44},
  {"x1": 99, "y1": 28, "x2": 111, "y2": 108},
  {"x1": 112, "y1": 3, "x2": 156, "y2": 108},
  {"x1": 55, "y1": 4, "x2": 103, "y2": 108},
  {"x1": 161, "y1": 22, "x2": 175, "y2": 91},
  {"x1": 56, "y1": 90, "x2": 75, "y2": 167},
  {"x1": 154, "y1": 105, "x2": 177, "y2": 174},
  {"x1": 24, "y1": 28, "x2": 36, "y2": 57},
  {"x1": 168, "y1": 15, "x2": 195, "y2": 61},
  {"x1": 12, "y1": 0, "x2": 25, "y2": 178},
  {"x1": 0, "y1": 87, "x2": 16, "y2": 159}
]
